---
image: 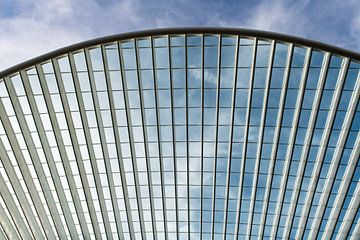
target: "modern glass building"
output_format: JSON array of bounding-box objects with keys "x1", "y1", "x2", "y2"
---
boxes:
[{"x1": 0, "y1": 28, "x2": 358, "y2": 240}]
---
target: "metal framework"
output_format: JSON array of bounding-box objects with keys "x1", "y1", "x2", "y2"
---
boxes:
[{"x1": 0, "y1": 28, "x2": 359, "y2": 239}]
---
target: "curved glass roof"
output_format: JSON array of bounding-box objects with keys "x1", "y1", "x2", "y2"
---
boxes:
[{"x1": 0, "y1": 29, "x2": 359, "y2": 240}]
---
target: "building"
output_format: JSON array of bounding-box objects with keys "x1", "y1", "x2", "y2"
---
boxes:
[{"x1": 0, "y1": 28, "x2": 358, "y2": 239}]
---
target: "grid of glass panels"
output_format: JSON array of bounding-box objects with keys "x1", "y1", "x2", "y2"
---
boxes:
[{"x1": 0, "y1": 33, "x2": 359, "y2": 240}]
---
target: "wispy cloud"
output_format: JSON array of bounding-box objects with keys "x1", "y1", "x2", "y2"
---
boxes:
[{"x1": 0, "y1": 0, "x2": 359, "y2": 70}]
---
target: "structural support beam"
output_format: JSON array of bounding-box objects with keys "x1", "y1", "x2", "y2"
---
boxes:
[
  {"x1": 18, "y1": 70, "x2": 80, "y2": 239},
  {"x1": 0, "y1": 123, "x2": 43, "y2": 239},
  {"x1": 259, "y1": 43, "x2": 294, "y2": 239},
  {"x1": 0, "y1": 171, "x2": 32, "y2": 239},
  {"x1": 133, "y1": 40, "x2": 159, "y2": 239},
  {"x1": 335, "y1": 143, "x2": 360, "y2": 240},
  {"x1": 83, "y1": 48, "x2": 116, "y2": 239},
  {"x1": 0, "y1": 80, "x2": 55, "y2": 239},
  {"x1": 307, "y1": 58, "x2": 350, "y2": 239},
  {"x1": 0, "y1": 30, "x2": 358, "y2": 240},
  {"x1": 149, "y1": 36, "x2": 169, "y2": 239},
  {"x1": 168, "y1": 35, "x2": 180, "y2": 239},
  {"x1": 35, "y1": 64, "x2": 91, "y2": 239},
  {"x1": 322, "y1": 79, "x2": 360, "y2": 238},
  {"x1": 271, "y1": 47, "x2": 312, "y2": 238},
  {"x1": 350, "y1": 211, "x2": 360, "y2": 240},
  {"x1": 100, "y1": 45, "x2": 127, "y2": 238},
  {"x1": 119, "y1": 40, "x2": 147, "y2": 239},
  {"x1": 0, "y1": 197, "x2": 19, "y2": 240},
  {"x1": 6, "y1": 77, "x2": 66, "y2": 238},
  {"x1": 234, "y1": 37, "x2": 258, "y2": 238},
  {"x1": 223, "y1": 35, "x2": 241, "y2": 239},
  {"x1": 286, "y1": 52, "x2": 331, "y2": 238},
  {"x1": 245, "y1": 40, "x2": 275, "y2": 239},
  {"x1": 51, "y1": 58, "x2": 102, "y2": 238}
]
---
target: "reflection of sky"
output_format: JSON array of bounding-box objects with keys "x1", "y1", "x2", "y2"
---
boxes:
[{"x1": 0, "y1": 32, "x2": 359, "y2": 239}]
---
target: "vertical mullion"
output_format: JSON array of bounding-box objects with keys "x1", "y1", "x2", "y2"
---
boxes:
[
  {"x1": 0, "y1": 224, "x2": 9, "y2": 240},
  {"x1": 210, "y1": 34, "x2": 222, "y2": 240},
  {"x1": 292, "y1": 53, "x2": 333, "y2": 238},
  {"x1": 234, "y1": 37, "x2": 258, "y2": 238},
  {"x1": 321, "y1": 76, "x2": 360, "y2": 239},
  {"x1": 19, "y1": 70, "x2": 80, "y2": 239},
  {"x1": 349, "y1": 205, "x2": 360, "y2": 239},
  {"x1": 6, "y1": 76, "x2": 65, "y2": 238},
  {"x1": 51, "y1": 58, "x2": 102, "y2": 239},
  {"x1": 133, "y1": 39, "x2": 158, "y2": 239},
  {"x1": 83, "y1": 48, "x2": 116, "y2": 239},
  {"x1": 331, "y1": 141, "x2": 360, "y2": 239},
  {"x1": 0, "y1": 173, "x2": 30, "y2": 239},
  {"x1": 87, "y1": 46, "x2": 125, "y2": 237},
  {"x1": 258, "y1": 43, "x2": 294, "y2": 239},
  {"x1": 0, "y1": 78, "x2": 55, "y2": 239},
  {"x1": 246, "y1": 40, "x2": 276, "y2": 238},
  {"x1": 285, "y1": 52, "x2": 331, "y2": 237},
  {"x1": 36, "y1": 64, "x2": 92, "y2": 239},
  {"x1": 222, "y1": 35, "x2": 240, "y2": 239},
  {"x1": 0, "y1": 87, "x2": 36, "y2": 240},
  {"x1": 150, "y1": 35, "x2": 169, "y2": 239},
  {"x1": 185, "y1": 34, "x2": 191, "y2": 240},
  {"x1": 0, "y1": 197, "x2": 19, "y2": 240},
  {"x1": 200, "y1": 34, "x2": 205, "y2": 240},
  {"x1": 112, "y1": 40, "x2": 137, "y2": 239},
  {"x1": 306, "y1": 58, "x2": 350, "y2": 239},
  {"x1": 271, "y1": 47, "x2": 312, "y2": 238},
  {"x1": 336, "y1": 166, "x2": 360, "y2": 239},
  {"x1": 119, "y1": 41, "x2": 147, "y2": 239},
  {"x1": 100, "y1": 44, "x2": 128, "y2": 238},
  {"x1": 168, "y1": 35, "x2": 179, "y2": 239},
  {"x1": 0, "y1": 173, "x2": 32, "y2": 239}
]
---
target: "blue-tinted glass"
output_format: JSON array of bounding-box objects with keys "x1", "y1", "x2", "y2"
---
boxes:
[
  {"x1": 155, "y1": 47, "x2": 169, "y2": 68},
  {"x1": 329, "y1": 55, "x2": 342, "y2": 68},
  {"x1": 171, "y1": 36, "x2": 185, "y2": 46},
  {"x1": 237, "y1": 68, "x2": 251, "y2": 88},
  {"x1": 270, "y1": 68, "x2": 285, "y2": 88},
  {"x1": 204, "y1": 35, "x2": 218, "y2": 45},
  {"x1": 138, "y1": 48, "x2": 152, "y2": 69},
  {"x1": 154, "y1": 36, "x2": 168, "y2": 47},
  {"x1": 122, "y1": 48, "x2": 136, "y2": 69},
  {"x1": 306, "y1": 68, "x2": 321, "y2": 89},
  {"x1": 292, "y1": 47, "x2": 306, "y2": 67},
  {"x1": 238, "y1": 45, "x2": 253, "y2": 67},
  {"x1": 288, "y1": 68, "x2": 302, "y2": 88},
  {"x1": 253, "y1": 68, "x2": 267, "y2": 88},
  {"x1": 205, "y1": 46, "x2": 219, "y2": 67},
  {"x1": 221, "y1": 45, "x2": 236, "y2": 67},
  {"x1": 324, "y1": 68, "x2": 340, "y2": 89},
  {"x1": 344, "y1": 68, "x2": 358, "y2": 90},
  {"x1": 171, "y1": 47, "x2": 185, "y2": 68},
  {"x1": 188, "y1": 47, "x2": 202, "y2": 68},
  {"x1": 310, "y1": 51, "x2": 324, "y2": 67},
  {"x1": 273, "y1": 43, "x2": 288, "y2": 67},
  {"x1": 255, "y1": 44, "x2": 270, "y2": 67},
  {"x1": 2, "y1": 32, "x2": 360, "y2": 240},
  {"x1": 188, "y1": 69, "x2": 201, "y2": 89},
  {"x1": 187, "y1": 35, "x2": 201, "y2": 46}
]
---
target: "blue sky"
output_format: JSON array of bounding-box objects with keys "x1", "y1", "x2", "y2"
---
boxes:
[{"x1": 0, "y1": 0, "x2": 359, "y2": 70}]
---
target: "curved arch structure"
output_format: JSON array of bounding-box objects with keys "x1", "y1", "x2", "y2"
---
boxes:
[{"x1": 0, "y1": 28, "x2": 359, "y2": 239}]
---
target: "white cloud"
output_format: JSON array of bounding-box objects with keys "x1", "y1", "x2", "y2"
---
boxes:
[{"x1": 0, "y1": 0, "x2": 359, "y2": 71}]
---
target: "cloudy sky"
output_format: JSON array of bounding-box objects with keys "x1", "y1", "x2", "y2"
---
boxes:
[{"x1": 0, "y1": 0, "x2": 359, "y2": 70}]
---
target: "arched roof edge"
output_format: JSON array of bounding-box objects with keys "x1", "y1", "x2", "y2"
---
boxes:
[{"x1": 1, "y1": 27, "x2": 359, "y2": 78}]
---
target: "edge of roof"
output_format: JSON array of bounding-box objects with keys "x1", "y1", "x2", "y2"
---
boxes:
[{"x1": 1, "y1": 27, "x2": 360, "y2": 78}]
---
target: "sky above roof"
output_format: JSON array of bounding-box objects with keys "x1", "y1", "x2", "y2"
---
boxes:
[{"x1": 0, "y1": 0, "x2": 359, "y2": 71}]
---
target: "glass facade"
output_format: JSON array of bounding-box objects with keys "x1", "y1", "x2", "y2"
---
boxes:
[{"x1": 0, "y1": 31, "x2": 359, "y2": 240}]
